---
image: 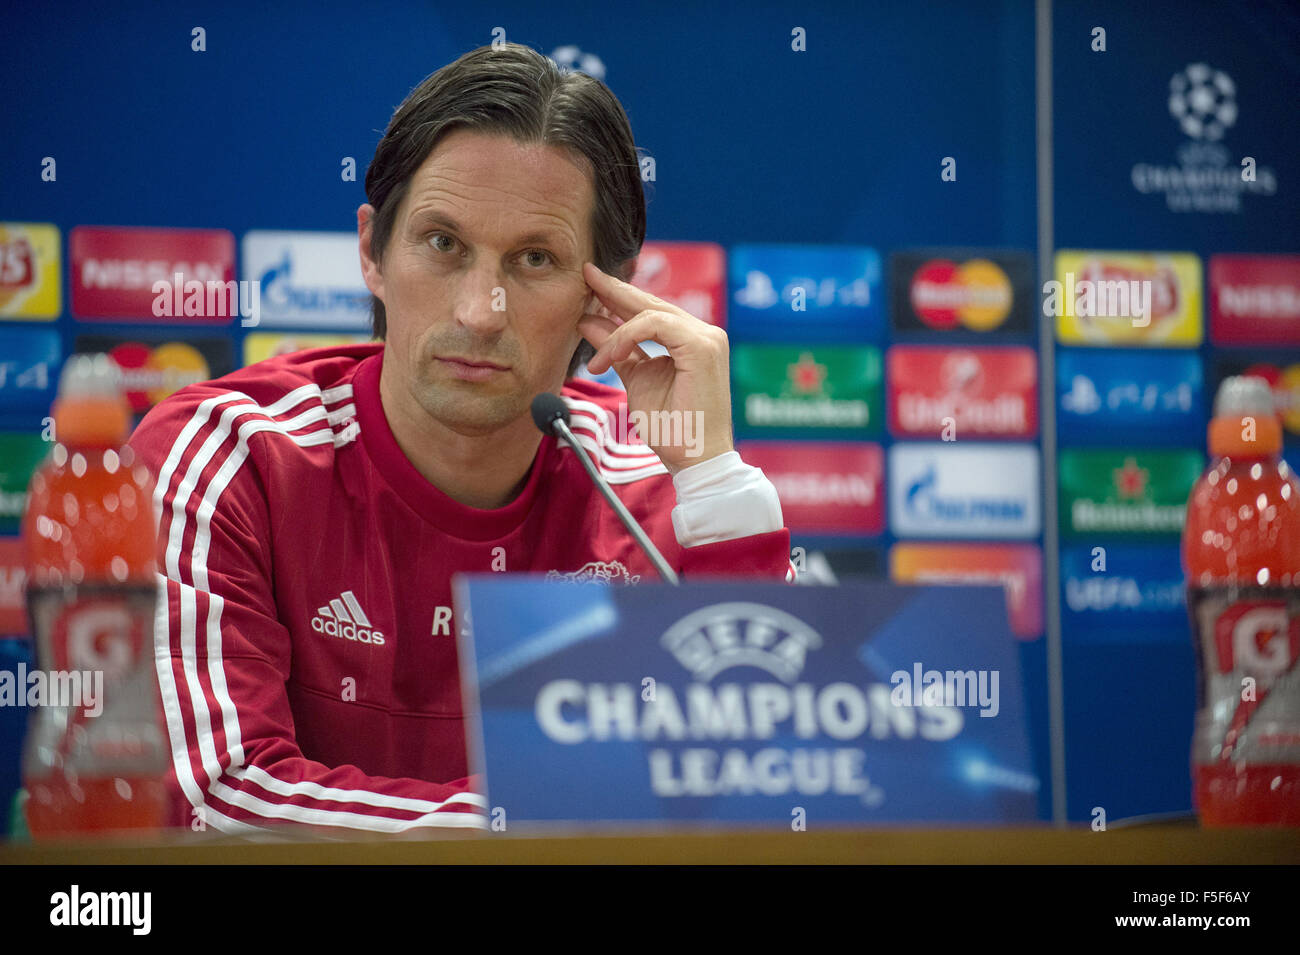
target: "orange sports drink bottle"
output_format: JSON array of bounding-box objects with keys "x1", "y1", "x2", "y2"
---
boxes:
[
  {"x1": 1183, "y1": 375, "x2": 1300, "y2": 825},
  {"x1": 21, "y1": 354, "x2": 169, "y2": 835}
]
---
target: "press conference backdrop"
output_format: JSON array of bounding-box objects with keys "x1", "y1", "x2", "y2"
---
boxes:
[{"x1": 1, "y1": 0, "x2": 1297, "y2": 829}]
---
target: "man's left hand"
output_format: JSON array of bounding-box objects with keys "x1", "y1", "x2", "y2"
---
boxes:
[{"x1": 578, "y1": 261, "x2": 734, "y2": 475}]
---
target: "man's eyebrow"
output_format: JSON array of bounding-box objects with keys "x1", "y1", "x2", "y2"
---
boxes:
[
  {"x1": 410, "y1": 210, "x2": 464, "y2": 233},
  {"x1": 409, "y1": 209, "x2": 573, "y2": 249}
]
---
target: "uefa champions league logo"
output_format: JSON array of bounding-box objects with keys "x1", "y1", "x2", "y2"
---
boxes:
[
  {"x1": 659, "y1": 603, "x2": 823, "y2": 683},
  {"x1": 1168, "y1": 62, "x2": 1237, "y2": 142},
  {"x1": 1132, "y1": 61, "x2": 1275, "y2": 212}
]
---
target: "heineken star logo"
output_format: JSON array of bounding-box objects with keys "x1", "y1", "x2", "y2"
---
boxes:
[
  {"x1": 788, "y1": 352, "x2": 827, "y2": 395},
  {"x1": 1113, "y1": 457, "x2": 1149, "y2": 499}
]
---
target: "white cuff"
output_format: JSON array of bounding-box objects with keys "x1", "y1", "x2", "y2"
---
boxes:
[{"x1": 671, "y1": 451, "x2": 785, "y2": 547}]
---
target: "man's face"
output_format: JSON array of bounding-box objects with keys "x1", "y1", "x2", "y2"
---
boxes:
[{"x1": 362, "y1": 128, "x2": 595, "y2": 435}]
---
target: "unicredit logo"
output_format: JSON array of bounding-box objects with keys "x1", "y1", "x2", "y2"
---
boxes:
[{"x1": 311, "y1": 590, "x2": 386, "y2": 646}]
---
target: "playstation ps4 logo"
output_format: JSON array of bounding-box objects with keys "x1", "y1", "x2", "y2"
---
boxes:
[{"x1": 659, "y1": 602, "x2": 823, "y2": 683}]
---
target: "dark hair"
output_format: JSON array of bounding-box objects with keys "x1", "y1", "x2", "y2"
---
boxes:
[{"x1": 363, "y1": 43, "x2": 646, "y2": 377}]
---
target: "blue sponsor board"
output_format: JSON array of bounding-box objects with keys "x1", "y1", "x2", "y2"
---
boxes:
[
  {"x1": 455, "y1": 577, "x2": 1037, "y2": 826},
  {"x1": 728, "y1": 245, "x2": 883, "y2": 342},
  {"x1": 889, "y1": 444, "x2": 1041, "y2": 539},
  {"x1": 0, "y1": 639, "x2": 33, "y2": 837},
  {"x1": 1056, "y1": 349, "x2": 1204, "y2": 445},
  {"x1": 1060, "y1": 545, "x2": 1188, "y2": 638},
  {"x1": 0, "y1": 329, "x2": 60, "y2": 416}
]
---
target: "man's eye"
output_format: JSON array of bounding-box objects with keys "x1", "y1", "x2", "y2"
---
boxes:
[
  {"x1": 429, "y1": 233, "x2": 457, "y2": 253},
  {"x1": 522, "y1": 250, "x2": 552, "y2": 268}
]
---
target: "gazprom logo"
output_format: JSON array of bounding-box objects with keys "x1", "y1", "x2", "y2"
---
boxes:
[
  {"x1": 889, "y1": 444, "x2": 1041, "y2": 538},
  {"x1": 660, "y1": 603, "x2": 823, "y2": 683},
  {"x1": 241, "y1": 230, "x2": 371, "y2": 328},
  {"x1": 904, "y1": 465, "x2": 1027, "y2": 523},
  {"x1": 259, "y1": 251, "x2": 367, "y2": 316}
]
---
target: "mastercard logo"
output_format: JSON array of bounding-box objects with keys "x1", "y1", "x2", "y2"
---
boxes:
[
  {"x1": 106, "y1": 342, "x2": 210, "y2": 412},
  {"x1": 910, "y1": 259, "x2": 1013, "y2": 330}
]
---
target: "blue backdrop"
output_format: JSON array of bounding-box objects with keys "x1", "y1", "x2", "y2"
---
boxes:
[{"x1": 2, "y1": 0, "x2": 1297, "y2": 830}]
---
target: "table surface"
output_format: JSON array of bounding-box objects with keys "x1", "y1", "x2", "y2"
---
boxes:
[{"x1": 2, "y1": 822, "x2": 1298, "y2": 864}]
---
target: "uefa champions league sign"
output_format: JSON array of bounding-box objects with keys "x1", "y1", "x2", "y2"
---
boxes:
[{"x1": 454, "y1": 578, "x2": 1038, "y2": 827}]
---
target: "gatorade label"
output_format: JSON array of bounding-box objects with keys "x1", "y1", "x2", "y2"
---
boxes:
[
  {"x1": 22, "y1": 585, "x2": 169, "y2": 777},
  {"x1": 1188, "y1": 587, "x2": 1300, "y2": 765}
]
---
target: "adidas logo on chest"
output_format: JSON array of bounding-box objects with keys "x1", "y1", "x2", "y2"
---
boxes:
[{"x1": 311, "y1": 590, "x2": 386, "y2": 646}]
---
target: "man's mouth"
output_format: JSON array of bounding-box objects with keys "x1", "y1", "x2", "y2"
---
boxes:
[{"x1": 436, "y1": 356, "x2": 509, "y2": 382}]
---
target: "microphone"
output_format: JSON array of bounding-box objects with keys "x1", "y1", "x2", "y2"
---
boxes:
[{"x1": 531, "y1": 393, "x2": 680, "y2": 585}]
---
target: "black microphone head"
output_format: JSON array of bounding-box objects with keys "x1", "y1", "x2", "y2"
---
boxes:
[{"x1": 530, "y1": 392, "x2": 570, "y2": 433}]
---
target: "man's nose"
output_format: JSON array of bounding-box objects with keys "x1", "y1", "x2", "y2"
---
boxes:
[{"x1": 451, "y1": 263, "x2": 509, "y2": 336}]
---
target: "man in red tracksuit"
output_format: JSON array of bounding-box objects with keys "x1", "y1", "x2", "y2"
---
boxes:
[{"x1": 126, "y1": 44, "x2": 792, "y2": 836}]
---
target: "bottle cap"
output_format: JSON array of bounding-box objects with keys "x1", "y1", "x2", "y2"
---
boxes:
[
  {"x1": 1209, "y1": 375, "x2": 1282, "y2": 456},
  {"x1": 57, "y1": 353, "x2": 125, "y2": 399},
  {"x1": 1213, "y1": 375, "x2": 1275, "y2": 418},
  {"x1": 52, "y1": 354, "x2": 131, "y2": 446}
]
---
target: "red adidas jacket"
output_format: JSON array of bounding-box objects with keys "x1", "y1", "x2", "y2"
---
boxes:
[{"x1": 126, "y1": 343, "x2": 792, "y2": 835}]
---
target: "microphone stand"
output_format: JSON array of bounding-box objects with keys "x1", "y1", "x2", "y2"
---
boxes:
[{"x1": 544, "y1": 408, "x2": 681, "y2": 586}]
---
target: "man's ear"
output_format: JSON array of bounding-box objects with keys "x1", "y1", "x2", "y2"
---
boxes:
[{"x1": 357, "y1": 204, "x2": 383, "y2": 298}]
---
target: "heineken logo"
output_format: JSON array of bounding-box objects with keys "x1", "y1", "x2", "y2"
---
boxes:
[
  {"x1": 734, "y1": 344, "x2": 881, "y2": 434},
  {"x1": 745, "y1": 394, "x2": 870, "y2": 427},
  {"x1": 747, "y1": 352, "x2": 871, "y2": 424},
  {"x1": 1059, "y1": 449, "x2": 1201, "y2": 537},
  {"x1": 1070, "y1": 499, "x2": 1185, "y2": 533},
  {"x1": 1113, "y1": 457, "x2": 1150, "y2": 498},
  {"x1": 788, "y1": 352, "x2": 828, "y2": 394}
]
